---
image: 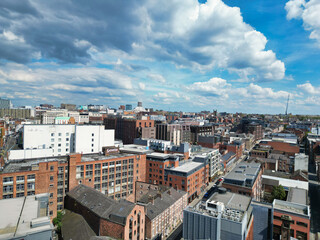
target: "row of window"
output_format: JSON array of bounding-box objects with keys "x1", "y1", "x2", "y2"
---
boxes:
[{"x1": 3, "y1": 175, "x2": 35, "y2": 183}]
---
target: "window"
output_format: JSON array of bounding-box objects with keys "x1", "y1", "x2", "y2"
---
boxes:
[
  {"x1": 66, "y1": 138, "x2": 69, "y2": 141},
  {"x1": 3, "y1": 185, "x2": 13, "y2": 193},
  {"x1": 92, "y1": 138, "x2": 94, "y2": 142},
  {"x1": 297, "y1": 221, "x2": 308, "y2": 228},
  {"x1": 50, "y1": 193, "x2": 54, "y2": 198},
  {"x1": 16, "y1": 192, "x2": 24, "y2": 197},
  {"x1": 51, "y1": 133, "x2": 54, "y2": 137},
  {"x1": 58, "y1": 133, "x2": 62, "y2": 136},
  {"x1": 16, "y1": 184, "x2": 24, "y2": 192},
  {"x1": 66, "y1": 148, "x2": 69, "y2": 152},
  {"x1": 66, "y1": 143, "x2": 69, "y2": 147},
  {"x1": 51, "y1": 144, "x2": 54, "y2": 148},
  {"x1": 58, "y1": 138, "x2": 61, "y2": 142},
  {"x1": 92, "y1": 133, "x2": 94, "y2": 136},
  {"x1": 92, "y1": 144, "x2": 94, "y2": 147},
  {"x1": 16, "y1": 176, "x2": 24, "y2": 182},
  {"x1": 27, "y1": 174, "x2": 35, "y2": 180},
  {"x1": 49, "y1": 211, "x2": 53, "y2": 216},
  {"x1": 50, "y1": 176, "x2": 54, "y2": 181},
  {"x1": 66, "y1": 133, "x2": 69, "y2": 136},
  {"x1": 51, "y1": 138, "x2": 54, "y2": 142},
  {"x1": 58, "y1": 149, "x2": 61, "y2": 152},
  {"x1": 27, "y1": 182, "x2": 35, "y2": 190}
]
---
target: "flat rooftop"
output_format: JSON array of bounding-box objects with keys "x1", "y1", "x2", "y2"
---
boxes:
[
  {"x1": 223, "y1": 162, "x2": 261, "y2": 186},
  {"x1": 210, "y1": 191, "x2": 251, "y2": 212},
  {"x1": 273, "y1": 199, "x2": 310, "y2": 217},
  {"x1": 169, "y1": 161, "x2": 203, "y2": 174},
  {"x1": 120, "y1": 144, "x2": 153, "y2": 154},
  {"x1": 81, "y1": 152, "x2": 136, "y2": 162},
  {"x1": 0, "y1": 194, "x2": 52, "y2": 239},
  {"x1": 287, "y1": 187, "x2": 308, "y2": 205}
]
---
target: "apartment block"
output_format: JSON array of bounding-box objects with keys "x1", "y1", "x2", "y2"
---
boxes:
[{"x1": 0, "y1": 108, "x2": 35, "y2": 119}]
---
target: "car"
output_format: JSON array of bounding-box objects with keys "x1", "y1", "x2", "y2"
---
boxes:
[{"x1": 217, "y1": 177, "x2": 224, "y2": 182}]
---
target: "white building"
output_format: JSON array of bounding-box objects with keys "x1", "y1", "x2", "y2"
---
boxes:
[
  {"x1": 9, "y1": 125, "x2": 114, "y2": 160},
  {"x1": 41, "y1": 110, "x2": 68, "y2": 124}
]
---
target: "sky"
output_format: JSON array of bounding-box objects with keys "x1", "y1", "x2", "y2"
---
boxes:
[{"x1": 0, "y1": 0, "x2": 320, "y2": 114}]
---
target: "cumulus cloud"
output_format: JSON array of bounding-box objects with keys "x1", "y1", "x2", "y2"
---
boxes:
[
  {"x1": 0, "y1": 0, "x2": 285, "y2": 81},
  {"x1": 285, "y1": 0, "x2": 320, "y2": 46},
  {"x1": 187, "y1": 77, "x2": 290, "y2": 100},
  {"x1": 138, "y1": 82, "x2": 146, "y2": 90},
  {"x1": 297, "y1": 82, "x2": 320, "y2": 94}
]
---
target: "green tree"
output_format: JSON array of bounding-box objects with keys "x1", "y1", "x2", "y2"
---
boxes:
[
  {"x1": 53, "y1": 211, "x2": 63, "y2": 236},
  {"x1": 271, "y1": 185, "x2": 286, "y2": 201}
]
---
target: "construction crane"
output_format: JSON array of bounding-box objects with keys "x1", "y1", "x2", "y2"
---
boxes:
[{"x1": 285, "y1": 94, "x2": 290, "y2": 116}]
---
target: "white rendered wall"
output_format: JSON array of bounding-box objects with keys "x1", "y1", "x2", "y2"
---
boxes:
[
  {"x1": 74, "y1": 125, "x2": 114, "y2": 154},
  {"x1": 9, "y1": 149, "x2": 54, "y2": 160}
]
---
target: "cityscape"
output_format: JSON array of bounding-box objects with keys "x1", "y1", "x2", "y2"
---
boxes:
[{"x1": 1, "y1": 0, "x2": 320, "y2": 240}]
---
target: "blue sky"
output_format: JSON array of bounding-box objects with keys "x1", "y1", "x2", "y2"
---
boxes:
[{"x1": 0, "y1": 0, "x2": 320, "y2": 114}]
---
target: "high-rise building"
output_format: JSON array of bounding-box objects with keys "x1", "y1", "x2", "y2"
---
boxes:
[
  {"x1": 125, "y1": 104, "x2": 132, "y2": 111},
  {"x1": 0, "y1": 98, "x2": 11, "y2": 109}
]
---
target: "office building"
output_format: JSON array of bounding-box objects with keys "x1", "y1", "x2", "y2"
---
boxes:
[
  {"x1": 0, "y1": 193, "x2": 53, "y2": 240},
  {"x1": 183, "y1": 189, "x2": 254, "y2": 240}
]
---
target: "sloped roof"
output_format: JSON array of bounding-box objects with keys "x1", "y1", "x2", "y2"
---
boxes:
[{"x1": 67, "y1": 184, "x2": 135, "y2": 226}]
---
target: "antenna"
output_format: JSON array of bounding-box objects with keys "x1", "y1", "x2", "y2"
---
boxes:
[{"x1": 285, "y1": 94, "x2": 290, "y2": 116}]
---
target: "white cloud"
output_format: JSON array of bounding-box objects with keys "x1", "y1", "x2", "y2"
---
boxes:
[
  {"x1": 297, "y1": 82, "x2": 320, "y2": 94},
  {"x1": 148, "y1": 74, "x2": 166, "y2": 83},
  {"x1": 285, "y1": 0, "x2": 320, "y2": 46},
  {"x1": 1, "y1": 30, "x2": 25, "y2": 42},
  {"x1": 139, "y1": 82, "x2": 146, "y2": 90}
]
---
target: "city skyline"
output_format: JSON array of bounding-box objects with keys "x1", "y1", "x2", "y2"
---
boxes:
[{"x1": 1, "y1": 0, "x2": 320, "y2": 114}]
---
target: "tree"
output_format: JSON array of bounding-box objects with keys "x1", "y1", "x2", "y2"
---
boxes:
[
  {"x1": 271, "y1": 185, "x2": 286, "y2": 201},
  {"x1": 53, "y1": 211, "x2": 63, "y2": 236}
]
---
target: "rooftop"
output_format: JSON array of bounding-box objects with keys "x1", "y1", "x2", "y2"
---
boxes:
[
  {"x1": 167, "y1": 161, "x2": 203, "y2": 174},
  {"x1": 0, "y1": 194, "x2": 52, "y2": 240},
  {"x1": 223, "y1": 162, "x2": 261, "y2": 187},
  {"x1": 66, "y1": 185, "x2": 135, "y2": 226},
  {"x1": 144, "y1": 188, "x2": 187, "y2": 220},
  {"x1": 273, "y1": 199, "x2": 310, "y2": 217},
  {"x1": 287, "y1": 187, "x2": 308, "y2": 205}
]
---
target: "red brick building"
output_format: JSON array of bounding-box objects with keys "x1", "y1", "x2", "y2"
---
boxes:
[
  {"x1": 259, "y1": 140, "x2": 300, "y2": 156},
  {"x1": 273, "y1": 196, "x2": 310, "y2": 240},
  {"x1": 0, "y1": 151, "x2": 146, "y2": 219},
  {"x1": 65, "y1": 184, "x2": 145, "y2": 240}
]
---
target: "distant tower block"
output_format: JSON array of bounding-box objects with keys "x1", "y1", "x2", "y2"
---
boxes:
[{"x1": 138, "y1": 101, "x2": 142, "y2": 107}]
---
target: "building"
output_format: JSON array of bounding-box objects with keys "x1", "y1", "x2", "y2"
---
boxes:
[
  {"x1": 197, "y1": 134, "x2": 221, "y2": 149},
  {"x1": 251, "y1": 201, "x2": 273, "y2": 240},
  {"x1": 134, "y1": 182, "x2": 188, "y2": 239},
  {"x1": 190, "y1": 125, "x2": 215, "y2": 144},
  {"x1": 183, "y1": 188, "x2": 254, "y2": 240},
  {"x1": 221, "y1": 151, "x2": 237, "y2": 173},
  {"x1": 165, "y1": 161, "x2": 209, "y2": 202},
  {"x1": 191, "y1": 146, "x2": 221, "y2": 180},
  {"x1": 126, "y1": 104, "x2": 133, "y2": 111},
  {"x1": 0, "y1": 193, "x2": 53, "y2": 240},
  {"x1": 222, "y1": 162, "x2": 262, "y2": 200},
  {"x1": 156, "y1": 123, "x2": 181, "y2": 145},
  {"x1": 0, "y1": 98, "x2": 11, "y2": 109},
  {"x1": 65, "y1": 184, "x2": 145, "y2": 240},
  {"x1": 60, "y1": 103, "x2": 77, "y2": 111},
  {"x1": 1, "y1": 150, "x2": 146, "y2": 219},
  {"x1": 259, "y1": 140, "x2": 300, "y2": 156},
  {"x1": 41, "y1": 109, "x2": 68, "y2": 124},
  {"x1": 0, "y1": 108, "x2": 35, "y2": 119},
  {"x1": 294, "y1": 153, "x2": 308, "y2": 172},
  {"x1": 272, "y1": 188, "x2": 310, "y2": 240},
  {"x1": 9, "y1": 124, "x2": 114, "y2": 160},
  {"x1": 104, "y1": 117, "x2": 155, "y2": 144}
]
